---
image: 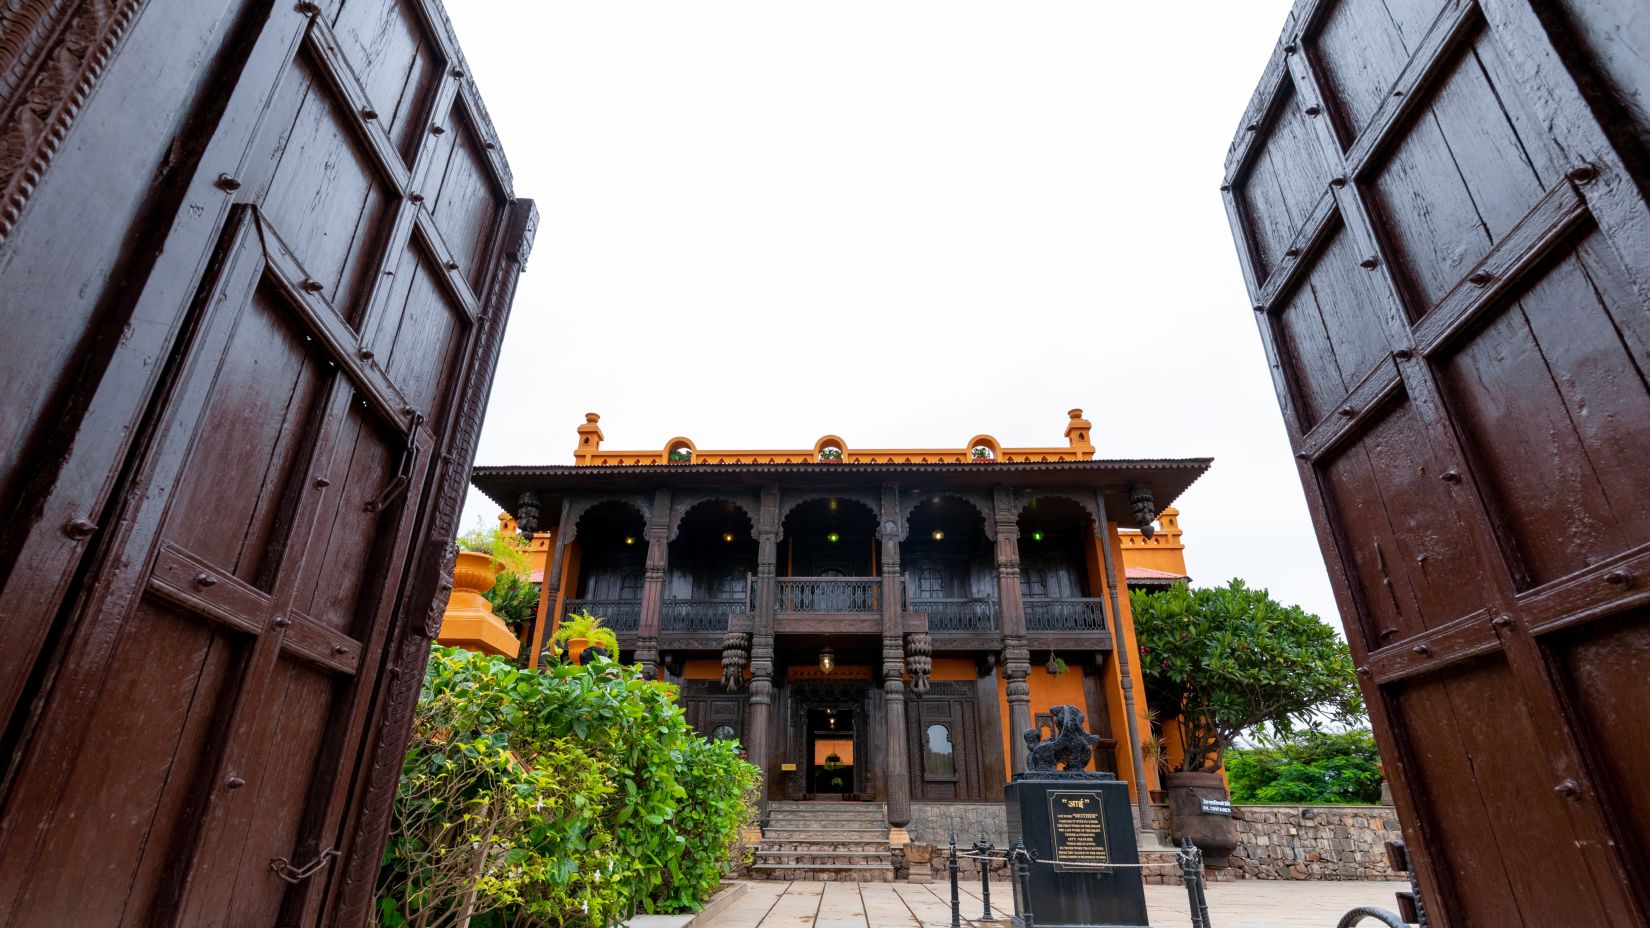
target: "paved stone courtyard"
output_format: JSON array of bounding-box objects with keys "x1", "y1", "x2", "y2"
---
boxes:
[{"x1": 709, "y1": 879, "x2": 1408, "y2": 927}]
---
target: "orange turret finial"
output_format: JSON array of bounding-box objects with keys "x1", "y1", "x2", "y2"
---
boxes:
[
  {"x1": 574, "y1": 413, "x2": 604, "y2": 463},
  {"x1": 1065, "y1": 408, "x2": 1095, "y2": 455}
]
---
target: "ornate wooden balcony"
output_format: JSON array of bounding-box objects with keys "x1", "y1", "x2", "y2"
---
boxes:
[
  {"x1": 661, "y1": 599, "x2": 740, "y2": 633},
  {"x1": 563, "y1": 599, "x2": 641, "y2": 632},
  {"x1": 1024, "y1": 597, "x2": 1107, "y2": 632},
  {"x1": 914, "y1": 597, "x2": 998, "y2": 632},
  {"x1": 775, "y1": 577, "x2": 881, "y2": 613}
]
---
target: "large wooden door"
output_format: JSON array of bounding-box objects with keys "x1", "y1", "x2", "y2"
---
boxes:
[
  {"x1": 1224, "y1": 2, "x2": 1650, "y2": 925},
  {"x1": 0, "y1": 0, "x2": 533, "y2": 925}
]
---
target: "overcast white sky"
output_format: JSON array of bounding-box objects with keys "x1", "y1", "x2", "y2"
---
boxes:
[{"x1": 445, "y1": 2, "x2": 1339, "y2": 624}]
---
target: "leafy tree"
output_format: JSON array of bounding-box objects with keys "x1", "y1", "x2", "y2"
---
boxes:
[
  {"x1": 1130, "y1": 579, "x2": 1361, "y2": 772},
  {"x1": 1225, "y1": 729, "x2": 1384, "y2": 804}
]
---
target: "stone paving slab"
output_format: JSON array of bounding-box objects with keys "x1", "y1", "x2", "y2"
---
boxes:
[{"x1": 710, "y1": 879, "x2": 1410, "y2": 927}]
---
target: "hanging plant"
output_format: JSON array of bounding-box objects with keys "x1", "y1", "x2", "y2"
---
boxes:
[{"x1": 1046, "y1": 653, "x2": 1068, "y2": 675}]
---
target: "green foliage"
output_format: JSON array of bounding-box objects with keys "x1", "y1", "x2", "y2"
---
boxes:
[
  {"x1": 817, "y1": 447, "x2": 843, "y2": 461},
  {"x1": 553, "y1": 609, "x2": 619, "y2": 657},
  {"x1": 456, "y1": 518, "x2": 532, "y2": 576},
  {"x1": 1130, "y1": 579, "x2": 1361, "y2": 772},
  {"x1": 485, "y1": 570, "x2": 539, "y2": 639},
  {"x1": 376, "y1": 648, "x2": 760, "y2": 927},
  {"x1": 1225, "y1": 729, "x2": 1384, "y2": 805},
  {"x1": 668, "y1": 448, "x2": 693, "y2": 462}
]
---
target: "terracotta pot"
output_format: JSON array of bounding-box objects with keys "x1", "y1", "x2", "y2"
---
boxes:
[
  {"x1": 436, "y1": 551, "x2": 520, "y2": 657},
  {"x1": 1165, "y1": 770, "x2": 1239, "y2": 868},
  {"x1": 566, "y1": 636, "x2": 590, "y2": 665}
]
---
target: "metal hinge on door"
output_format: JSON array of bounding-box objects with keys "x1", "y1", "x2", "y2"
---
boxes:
[
  {"x1": 366, "y1": 410, "x2": 424, "y2": 513},
  {"x1": 269, "y1": 847, "x2": 338, "y2": 884}
]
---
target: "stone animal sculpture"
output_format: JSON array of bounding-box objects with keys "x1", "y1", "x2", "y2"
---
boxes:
[{"x1": 1024, "y1": 704, "x2": 1101, "y2": 771}]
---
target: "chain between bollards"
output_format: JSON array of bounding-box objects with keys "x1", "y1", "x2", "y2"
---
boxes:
[{"x1": 948, "y1": 833, "x2": 961, "y2": 928}]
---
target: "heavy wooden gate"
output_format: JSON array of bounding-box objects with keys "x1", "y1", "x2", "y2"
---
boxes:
[
  {"x1": 0, "y1": 0, "x2": 533, "y2": 925},
  {"x1": 1224, "y1": 1, "x2": 1649, "y2": 924}
]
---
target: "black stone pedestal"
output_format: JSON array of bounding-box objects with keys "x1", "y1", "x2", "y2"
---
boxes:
[{"x1": 1005, "y1": 772, "x2": 1149, "y2": 928}]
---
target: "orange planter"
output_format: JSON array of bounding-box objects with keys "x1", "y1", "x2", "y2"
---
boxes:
[{"x1": 436, "y1": 550, "x2": 521, "y2": 657}]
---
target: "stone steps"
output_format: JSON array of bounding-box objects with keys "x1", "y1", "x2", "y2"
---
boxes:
[
  {"x1": 749, "y1": 862, "x2": 896, "y2": 882},
  {"x1": 755, "y1": 802, "x2": 893, "y2": 882}
]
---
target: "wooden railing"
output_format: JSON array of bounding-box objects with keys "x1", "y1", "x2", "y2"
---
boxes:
[
  {"x1": 1024, "y1": 597, "x2": 1107, "y2": 632},
  {"x1": 563, "y1": 599, "x2": 641, "y2": 632},
  {"x1": 774, "y1": 577, "x2": 881, "y2": 613},
  {"x1": 661, "y1": 599, "x2": 739, "y2": 633},
  {"x1": 914, "y1": 597, "x2": 998, "y2": 632}
]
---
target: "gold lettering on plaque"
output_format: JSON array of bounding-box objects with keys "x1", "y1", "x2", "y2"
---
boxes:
[{"x1": 1048, "y1": 790, "x2": 1108, "y2": 865}]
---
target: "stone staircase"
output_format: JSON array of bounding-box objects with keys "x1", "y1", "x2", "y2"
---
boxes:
[{"x1": 751, "y1": 801, "x2": 895, "y2": 881}]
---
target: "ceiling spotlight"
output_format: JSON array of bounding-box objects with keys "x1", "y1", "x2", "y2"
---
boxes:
[
  {"x1": 827, "y1": 531, "x2": 840, "y2": 543},
  {"x1": 722, "y1": 531, "x2": 735, "y2": 543},
  {"x1": 624, "y1": 535, "x2": 636, "y2": 545},
  {"x1": 931, "y1": 530, "x2": 945, "y2": 541},
  {"x1": 1031, "y1": 530, "x2": 1045, "y2": 542}
]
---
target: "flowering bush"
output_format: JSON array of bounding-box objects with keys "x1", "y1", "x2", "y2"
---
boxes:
[{"x1": 376, "y1": 647, "x2": 760, "y2": 927}]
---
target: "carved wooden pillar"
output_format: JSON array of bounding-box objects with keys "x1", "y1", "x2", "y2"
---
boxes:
[
  {"x1": 993, "y1": 485, "x2": 1031, "y2": 775},
  {"x1": 1095, "y1": 488, "x2": 1152, "y2": 833},
  {"x1": 530, "y1": 497, "x2": 574, "y2": 668},
  {"x1": 878, "y1": 484, "x2": 912, "y2": 838},
  {"x1": 747, "y1": 484, "x2": 780, "y2": 813},
  {"x1": 634, "y1": 488, "x2": 671, "y2": 676}
]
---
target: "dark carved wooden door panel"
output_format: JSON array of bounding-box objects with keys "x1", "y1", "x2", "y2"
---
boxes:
[
  {"x1": 0, "y1": 1, "x2": 532, "y2": 925},
  {"x1": 1224, "y1": 2, "x2": 1650, "y2": 925},
  {"x1": 907, "y1": 684, "x2": 982, "y2": 801}
]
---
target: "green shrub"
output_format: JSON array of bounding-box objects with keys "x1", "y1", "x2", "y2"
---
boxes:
[
  {"x1": 1225, "y1": 729, "x2": 1384, "y2": 805},
  {"x1": 376, "y1": 647, "x2": 759, "y2": 927},
  {"x1": 456, "y1": 518, "x2": 532, "y2": 576},
  {"x1": 484, "y1": 569, "x2": 539, "y2": 640}
]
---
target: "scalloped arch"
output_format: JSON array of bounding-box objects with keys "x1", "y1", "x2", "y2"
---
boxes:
[
  {"x1": 900, "y1": 491, "x2": 994, "y2": 541},
  {"x1": 1016, "y1": 491, "x2": 1102, "y2": 535},
  {"x1": 776, "y1": 491, "x2": 879, "y2": 540},
  {"x1": 668, "y1": 495, "x2": 758, "y2": 542},
  {"x1": 566, "y1": 496, "x2": 649, "y2": 541}
]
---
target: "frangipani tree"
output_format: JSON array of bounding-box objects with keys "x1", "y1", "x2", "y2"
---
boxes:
[{"x1": 1130, "y1": 579, "x2": 1361, "y2": 773}]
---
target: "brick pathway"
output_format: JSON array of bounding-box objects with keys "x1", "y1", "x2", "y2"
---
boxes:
[{"x1": 710, "y1": 879, "x2": 1409, "y2": 927}]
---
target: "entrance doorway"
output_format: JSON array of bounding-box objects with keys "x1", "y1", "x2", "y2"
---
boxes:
[{"x1": 808, "y1": 707, "x2": 857, "y2": 796}]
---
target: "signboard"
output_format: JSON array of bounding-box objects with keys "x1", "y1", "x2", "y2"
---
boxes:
[
  {"x1": 1199, "y1": 798, "x2": 1233, "y2": 817},
  {"x1": 1047, "y1": 790, "x2": 1109, "y2": 867},
  {"x1": 780, "y1": 763, "x2": 798, "y2": 772}
]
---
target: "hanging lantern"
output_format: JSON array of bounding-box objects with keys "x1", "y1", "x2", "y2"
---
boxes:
[{"x1": 819, "y1": 646, "x2": 836, "y2": 674}]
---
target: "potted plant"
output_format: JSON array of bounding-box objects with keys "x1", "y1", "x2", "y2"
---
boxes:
[
  {"x1": 553, "y1": 609, "x2": 620, "y2": 665},
  {"x1": 970, "y1": 446, "x2": 996, "y2": 463},
  {"x1": 1130, "y1": 579, "x2": 1361, "y2": 867},
  {"x1": 818, "y1": 448, "x2": 843, "y2": 463},
  {"x1": 668, "y1": 448, "x2": 693, "y2": 463},
  {"x1": 443, "y1": 521, "x2": 534, "y2": 657},
  {"x1": 1045, "y1": 653, "x2": 1068, "y2": 675}
]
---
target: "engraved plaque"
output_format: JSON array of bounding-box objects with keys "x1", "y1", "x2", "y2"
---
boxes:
[{"x1": 1048, "y1": 789, "x2": 1108, "y2": 867}]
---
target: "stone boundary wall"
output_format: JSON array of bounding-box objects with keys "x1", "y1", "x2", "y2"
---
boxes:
[
  {"x1": 899, "y1": 802, "x2": 1401, "y2": 883},
  {"x1": 1147, "y1": 804, "x2": 1401, "y2": 881}
]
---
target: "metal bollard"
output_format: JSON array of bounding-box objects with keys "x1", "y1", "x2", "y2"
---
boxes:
[
  {"x1": 975, "y1": 833, "x2": 994, "y2": 920},
  {"x1": 949, "y1": 833, "x2": 961, "y2": 928},
  {"x1": 1013, "y1": 838, "x2": 1036, "y2": 928},
  {"x1": 1178, "y1": 837, "x2": 1212, "y2": 928}
]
